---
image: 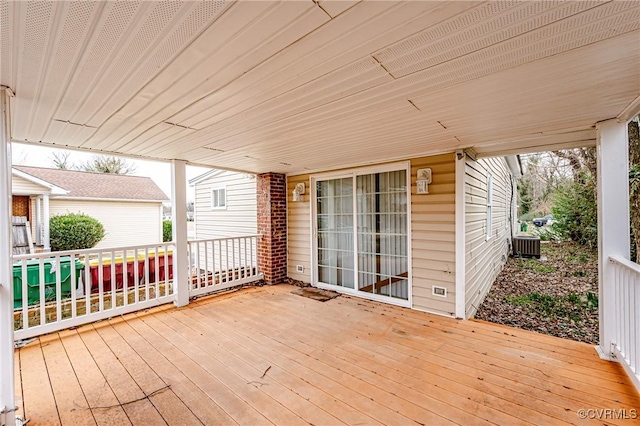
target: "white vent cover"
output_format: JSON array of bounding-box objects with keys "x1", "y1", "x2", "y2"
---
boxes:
[{"x1": 432, "y1": 286, "x2": 447, "y2": 298}]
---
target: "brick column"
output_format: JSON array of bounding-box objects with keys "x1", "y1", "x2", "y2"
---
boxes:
[{"x1": 257, "y1": 173, "x2": 287, "y2": 285}]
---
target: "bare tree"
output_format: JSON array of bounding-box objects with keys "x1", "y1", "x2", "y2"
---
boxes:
[
  {"x1": 81, "y1": 155, "x2": 136, "y2": 174},
  {"x1": 50, "y1": 151, "x2": 73, "y2": 169}
]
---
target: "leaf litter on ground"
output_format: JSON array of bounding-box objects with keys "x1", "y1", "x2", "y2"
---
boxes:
[{"x1": 475, "y1": 241, "x2": 599, "y2": 344}]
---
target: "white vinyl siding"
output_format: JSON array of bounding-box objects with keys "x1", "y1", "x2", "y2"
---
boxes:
[
  {"x1": 287, "y1": 174, "x2": 312, "y2": 282},
  {"x1": 286, "y1": 153, "x2": 456, "y2": 317},
  {"x1": 49, "y1": 199, "x2": 163, "y2": 249},
  {"x1": 411, "y1": 154, "x2": 456, "y2": 317},
  {"x1": 11, "y1": 175, "x2": 50, "y2": 195},
  {"x1": 465, "y1": 157, "x2": 514, "y2": 318},
  {"x1": 194, "y1": 171, "x2": 257, "y2": 239},
  {"x1": 486, "y1": 172, "x2": 493, "y2": 240}
]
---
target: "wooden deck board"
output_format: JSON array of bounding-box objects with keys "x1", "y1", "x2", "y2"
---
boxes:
[
  {"x1": 107, "y1": 318, "x2": 235, "y2": 425},
  {"x1": 16, "y1": 284, "x2": 640, "y2": 425},
  {"x1": 78, "y1": 326, "x2": 166, "y2": 425}
]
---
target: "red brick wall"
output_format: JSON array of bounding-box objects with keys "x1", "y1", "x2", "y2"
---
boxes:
[{"x1": 257, "y1": 173, "x2": 287, "y2": 285}]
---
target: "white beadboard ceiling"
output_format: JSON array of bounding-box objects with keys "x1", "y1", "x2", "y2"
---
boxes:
[{"x1": 1, "y1": 1, "x2": 639, "y2": 174}]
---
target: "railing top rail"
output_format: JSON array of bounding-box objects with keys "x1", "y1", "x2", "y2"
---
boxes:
[
  {"x1": 189, "y1": 235, "x2": 261, "y2": 244},
  {"x1": 13, "y1": 241, "x2": 175, "y2": 260},
  {"x1": 609, "y1": 255, "x2": 640, "y2": 275}
]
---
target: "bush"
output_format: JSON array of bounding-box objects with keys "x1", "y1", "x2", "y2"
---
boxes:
[
  {"x1": 163, "y1": 220, "x2": 172, "y2": 242},
  {"x1": 552, "y1": 171, "x2": 597, "y2": 249},
  {"x1": 518, "y1": 211, "x2": 544, "y2": 222},
  {"x1": 532, "y1": 225, "x2": 563, "y2": 242},
  {"x1": 49, "y1": 213, "x2": 105, "y2": 251}
]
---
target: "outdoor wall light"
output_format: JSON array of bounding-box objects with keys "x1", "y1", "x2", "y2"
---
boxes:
[
  {"x1": 416, "y1": 168, "x2": 432, "y2": 194},
  {"x1": 292, "y1": 182, "x2": 306, "y2": 201}
]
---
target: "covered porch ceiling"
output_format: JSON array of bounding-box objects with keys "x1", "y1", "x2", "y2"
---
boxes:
[{"x1": 1, "y1": 1, "x2": 639, "y2": 175}]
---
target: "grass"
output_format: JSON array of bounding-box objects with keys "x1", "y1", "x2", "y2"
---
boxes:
[{"x1": 517, "y1": 258, "x2": 556, "y2": 273}]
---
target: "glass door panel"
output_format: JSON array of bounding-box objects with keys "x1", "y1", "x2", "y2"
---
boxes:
[
  {"x1": 316, "y1": 177, "x2": 354, "y2": 289},
  {"x1": 356, "y1": 170, "x2": 408, "y2": 300}
]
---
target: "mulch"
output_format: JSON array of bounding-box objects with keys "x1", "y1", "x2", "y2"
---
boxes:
[{"x1": 475, "y1": 241, "x2": 599, "y2": 344}]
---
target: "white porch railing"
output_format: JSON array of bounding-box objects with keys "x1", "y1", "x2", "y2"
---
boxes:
[
  {"x1": 188, "y1": 235, "x2": 262, "y2": 298},
  {"x1": 12, "y1": 242, "x2": 175, "y2": 340},
  {"x1": 609, "y1": 255, "x2": 640, "y2": 392}
]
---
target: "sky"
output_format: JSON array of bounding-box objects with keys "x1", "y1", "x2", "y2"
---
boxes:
[{"x1": 11, "y1": 142, "x2": 211, "y2": 202}]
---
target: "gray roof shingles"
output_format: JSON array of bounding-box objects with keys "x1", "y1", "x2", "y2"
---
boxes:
[{"x1": 15, "y1": 166, "x2": 169, "y2": 201}]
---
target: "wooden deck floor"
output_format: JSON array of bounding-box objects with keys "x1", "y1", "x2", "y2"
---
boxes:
[{"x1": 14, "y1": 284, "x2": 640, "y2": 425}]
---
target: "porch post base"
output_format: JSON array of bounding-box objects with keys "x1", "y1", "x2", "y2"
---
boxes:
[{"x1": 595, "y1": 344, "x2": 616, "y2": 361}]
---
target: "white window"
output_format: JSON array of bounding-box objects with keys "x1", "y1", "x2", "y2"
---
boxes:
[
  {"x1": 211, "y1": 187, "x2": 226, "y2": 209},
  {"x1": 486, "y1": 172, "x2": 493, "y2": 240}
]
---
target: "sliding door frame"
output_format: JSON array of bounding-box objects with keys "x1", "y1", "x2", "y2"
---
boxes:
[{"x1": 310, "y1": 161, "x2": 412, "y2": 308}]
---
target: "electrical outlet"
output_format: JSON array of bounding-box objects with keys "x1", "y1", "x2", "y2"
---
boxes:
[{"x1": 296, "y1": 265, "x2": 304, "y2": 273}]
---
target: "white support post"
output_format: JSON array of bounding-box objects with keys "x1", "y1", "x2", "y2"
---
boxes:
[
  {"x1": 42, "y1": 194, "x2": 50, "y2": 252},
  {"x1": 35, "y1": 196, "x2": 41, "y2": 246},
  {"x1": 455, "y1": 151, "x2": 466, "y2": 319},
  {"x1": 171, "y1": 160, "x2": 189, "y2": 307},
  {"x1": 0, "y1": 88, "x2": 16, "y2": 425},
  {"x1": 596, "y1": 118, "x2": 630, "y2": 360}
]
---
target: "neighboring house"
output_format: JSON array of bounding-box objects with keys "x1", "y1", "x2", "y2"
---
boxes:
[
  {"x1": 286, "y1": 152, "x2": 520, "y2": 319},
  {"x1": 189, "y1": 170, "x2": 257, "y2": 239},
  {"x1": 11, "y1": 166, "x2": 168, "y2": 250}
]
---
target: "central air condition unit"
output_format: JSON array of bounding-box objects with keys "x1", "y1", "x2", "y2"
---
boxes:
[{"x1": 512, "y1": 236, "x2": 541, "y2": 258}]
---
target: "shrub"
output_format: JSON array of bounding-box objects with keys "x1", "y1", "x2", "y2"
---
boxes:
[
  {"x1": 518, "y1": 211, "x2": 543, "y2": 222},
  {"x1": 552, "y1": 171, "x2": 597, "y2": 249},
  {"x1": 532, "y1": 225, "x2": 562, "y2": 242},
  {"x1": 49, "y1": 213, "x2": 105, "y2": 251},
  {"x1": 162, "y1": 220, "x2": 172, "y2": 242}
]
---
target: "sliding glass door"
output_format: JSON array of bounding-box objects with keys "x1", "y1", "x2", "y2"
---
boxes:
[
  {"x1": 315, "y1": 166, "x2": 409, "y2": 303},
  {"x1": 316, "y1": 177, "x2": 354, "y2": 289}
]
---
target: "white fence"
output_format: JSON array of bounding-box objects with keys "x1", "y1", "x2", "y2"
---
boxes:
[
  {"x1": 609, "y1": 255, "x2": 640, "y2": 392},
  {"x1": 13, "y1": 242, "x2": 175, "y2": 340},
  {"x1": 188, "y1": 235, "x2": 262, "y2": 298},
  {"x1": 11, "y1": 236, "x2": 263, "y2": 341}
]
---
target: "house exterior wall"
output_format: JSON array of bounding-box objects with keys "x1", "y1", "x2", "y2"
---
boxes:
[
  {"x1": 464, "y1": 156, "x2": 515, "y2": 318},
  {"x1": 194, "y1": 171, "x2": 257, "y2": 239},
  {"x1": 11, "y1": 175, "x2": 49, "y2": 195},
  {"x1": 286, "y1": 153, "x2": 457, "y2": 317},
  {"x1": 48, "y1": 199, "x2": 163, "y2": 249}
]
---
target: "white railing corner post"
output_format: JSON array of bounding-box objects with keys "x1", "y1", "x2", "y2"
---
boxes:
[
  {"x1": 0, "y1": 87, "x2": 16, "y2": 426},
  {"x1": 171, "y1": 160, "x2": 190, "y2": 307},
  {"x1": 596, "y1": 118, "x2": 630, "y2": 359}
]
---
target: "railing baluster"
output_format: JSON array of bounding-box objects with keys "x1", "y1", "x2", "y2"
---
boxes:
[
  {"x1": 20, "y1": 260, "x2": 28, "y2": 331},
  {"x1": 196, "y1": 241, "x2": 202, "y2": 289},
  {"x1": 635, "y1": 273, "x2": 640, "y2": 375},
  {"x1": 123, "y1": 249, "x2": 129, "y2": 307},
  {"x1": 84, "y1": 253, "x2": 90, "y2": 315},
  {"x1": 70, "y1": 253, "x2": 77, "y2": 319},
  {"x1": 38, "y1": 257, "x2": 45, "y2": 326},
  {"x1": 55, "y1": 254, "x2": 62, "y2": 322},
  {"x1": 231, "y1": 238, "x2": 237, "y2": 282},
  {"x1": 155, "y1": 246, "x2": 160, "y2": 299},
  {"x1": 98, "y1": 252, "x2": 104, "y2": 313},
  {"x1": 144, "y1": 247, "x2": 150, "y2": 302}
]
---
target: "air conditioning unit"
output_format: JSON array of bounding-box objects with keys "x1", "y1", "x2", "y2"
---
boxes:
[{"x1": 512, "y1": 236, "x2": 541, "y2": 258}]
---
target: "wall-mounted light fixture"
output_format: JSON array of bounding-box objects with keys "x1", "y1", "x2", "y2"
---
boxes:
[
  {"x1": 292, "y1": 182, "x2": 306, "y2": 201},
  {"x1": 416, "y1": 168, "x2": 432, "y2": 194}
]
